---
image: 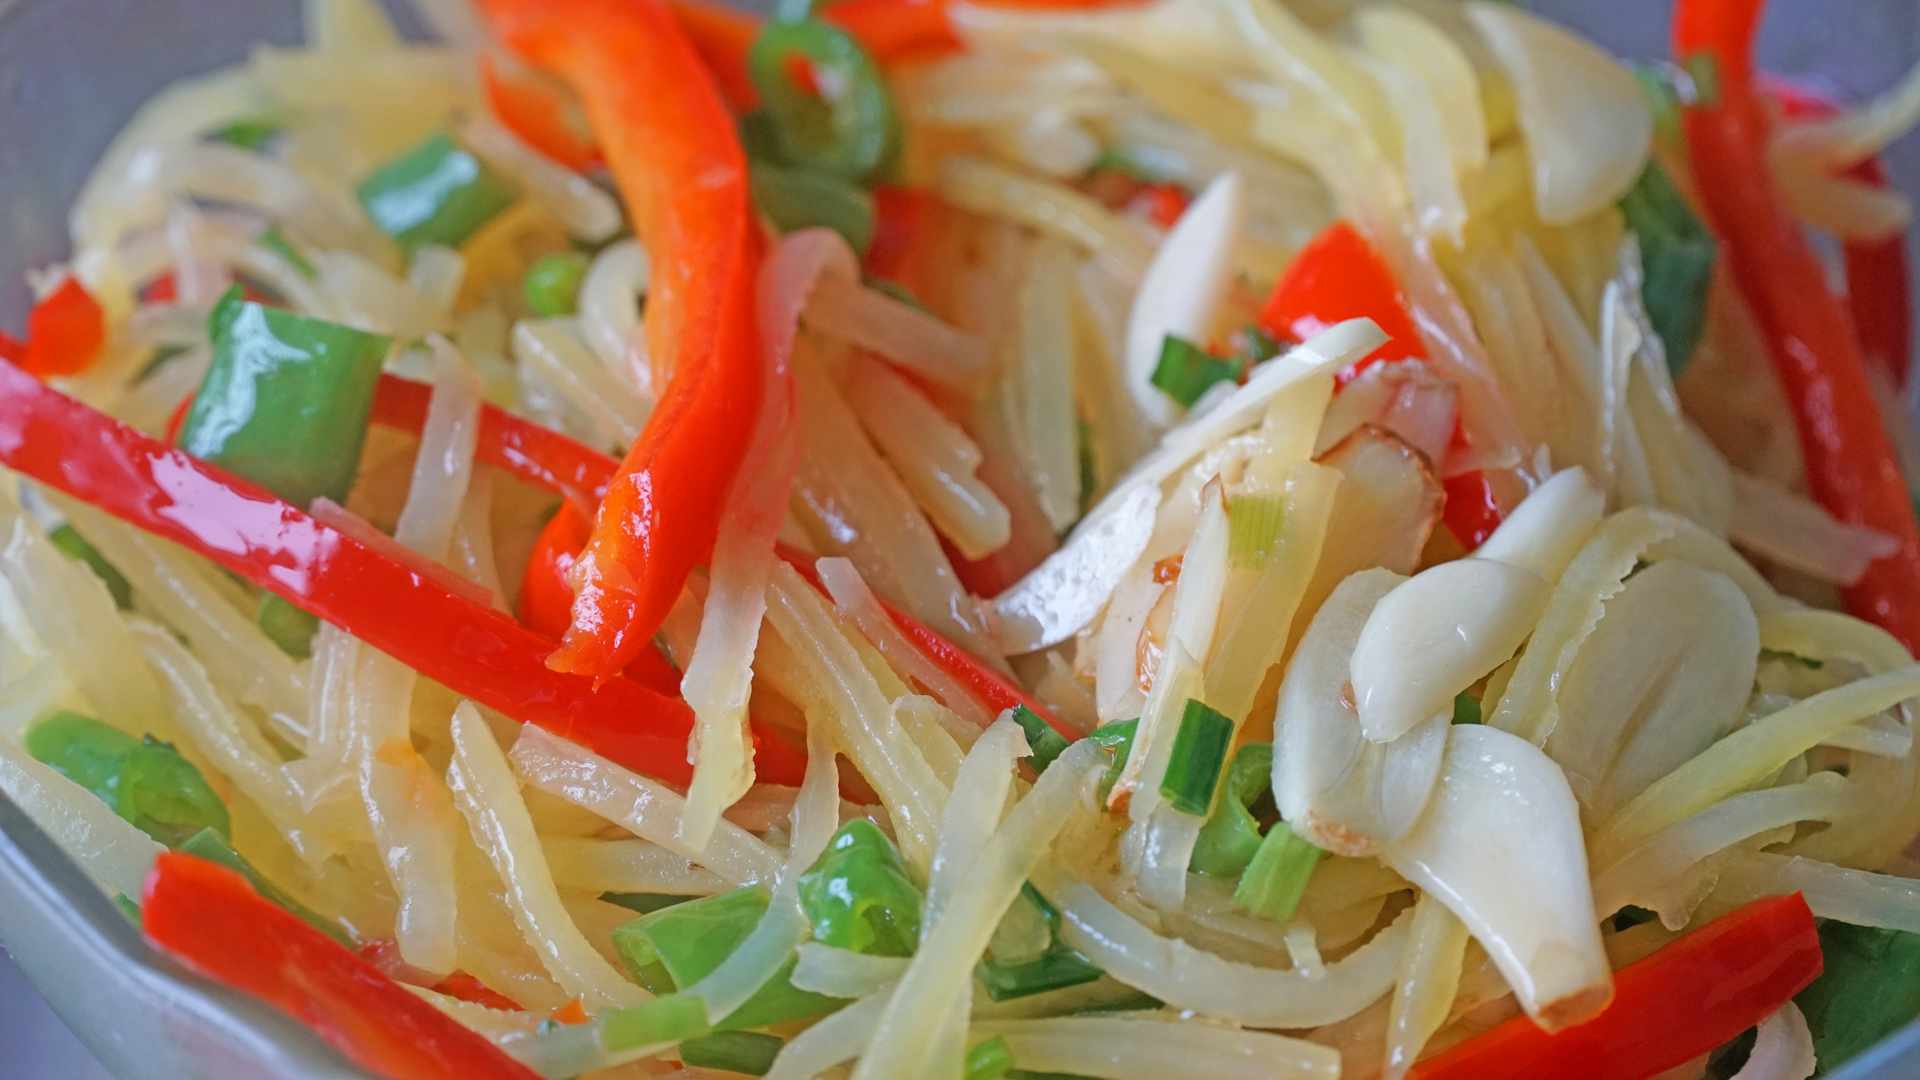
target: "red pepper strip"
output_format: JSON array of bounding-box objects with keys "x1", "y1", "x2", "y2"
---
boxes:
[
  {"x1": 521, "y1": 499, "x2": 596, "y2": 639},
  {"x1": 144, "y1": 852, "x2": 542, "y2": 1080},
  {"x1": 1767, "y1": 78, "x2": 1913, "y2": 390},
  {"x1": 864, "y1": 184, "x2": 931, "y2": 287},
  {"x1": 18, "y1": 278, "x2": 106, "y2": 378},
  {"x1": 664, "y1": 0, "x2": 763, "y2": 113},
  {"x1": 1257, "y1": 221, "x2": 1501, "y2": 549},
  {"x1": 480, "y1": 0, "x2": 767, "y2": 683},
  {"x1": 368, "y1": 373, "x2": 616, "y2": 508},
  {"x1": 0, "y1": 359, "x2": 814, "y2": 788},
  {"x1": 432, "y1": 971, "x2": 524, "y2": 1012},
  {"x1": 1132, "y1": 182, "x2": 1192, "y2": 230},
  {"x1": 774, "y1": 543, "x2": 1073, "y2": 737},
  {"x1": 479, "y1": 52, "x2": 604, "y2": 173},
  {"x1": 1407, "y1": 893, "x2": 1822, "y2": 1080},
  {"x1": 1677, "y1": 0, "x2": 1920, "y2": 654}
]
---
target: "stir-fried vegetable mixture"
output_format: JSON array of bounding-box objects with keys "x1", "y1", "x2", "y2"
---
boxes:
[{"x1": 7, "y1": 0, "x2": 1920, "y2": 1078}]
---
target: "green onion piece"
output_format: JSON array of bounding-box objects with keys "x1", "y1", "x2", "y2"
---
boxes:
[
  {"x1": 980, "y1": 946, "x2": 1105, "y2": 1002},
  {"x1": 1232, "y1": 325, "x2": 1283, "y2": 368},
  {"x1": 798, "y1": 819, "x2": 922, "y2": 956},
  {"x1": 611, "y1": 886, "x2": 840, "y2": 1030},
  {"x1": 602, "y1": 892, "x2": 697, "y2": 916},
  {"x1": 1618, "y1": 160, "x2": 1717, "y2": 377},
  {"x1": 1233, "y1": 820, "x2": 1325, "y2": 923},
  {"x1": 1189, "y1": 742, "x2": 1273, "y2": 879},
  {"x1": 112, "y1": 892, "x2": 142, "y2": 924},
  {"x1": 1451, "y1": 691, "x2": 1482, "y2": 726},
  {"x1": 966, "y1": 1036, "x2": 1017, "y2": 1080},
  {"x1": 1069, "y1": 989, "x2": 1163, "y2": 1014},
  {"x1": 523, "y1": 252, "x2": 590, "y2": 318},
  {"x1": 1158, "y1": 699, "x2": 1235, "y2": 817},
  {"x1": 177, "y1": 827, "x2": 356, "y2": 947},
  {"x1": 1628, "y1": 61, "x2": 1683, "y2": 146},
  {"x1": 48, "y1": 523, "x2": 133, "y2": 610},
  {"x1": 132, "y1": 343, "x2": 195, "y2": 386},
  {"x1": 1795, "y1": 921, "x2": 1920, "y2": 1073},
  {"x1": 259, "y1": 226, "x2": 316, "y2": 279},
  {"x1": 750, "y1": 162, "x2": 876, "y2": 256},
  {"x1": 356, "y1": 131, "x2": 519, "y2": 254},
  {"x1": 181, "y1": 285, "x2": 391, "y2": 512},
  {"x1": 1010, "y1": 705, "x2": 1071, "y2": 775},
  {"x1": 255, "y1": 593, "x2": 319, "y2": 659},
  {"x1": 747, "y1": 20, "x2": 900, "y2": 183},
  {"x1": 1150, "y1": 335, "x2": 1241, "y2": 409},
  {"x1": 25, "y1": 712, "x2": 229, "y2": 848},
  {"x1": 212, "y1": 117, "x2": 281, "y2": 151},
  {"x1": 1227, "y1": 493, "x2": 1286, "y2": 567},
  {"x1": 601, "y1": 994, "x2": 712, "y2": 1053},
  {"x1": 681, "y1": 1031, "x2": 785, "y2": 1076},
  {"x1": 1089, "y1": 719, "x2": 1138, "y2": 800}
]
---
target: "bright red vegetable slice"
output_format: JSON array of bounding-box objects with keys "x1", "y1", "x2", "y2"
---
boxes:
[
  {"x1": 521, "y1": 499, "x2": 596, "y2": 639},
  {"x1": 480, "y1": 0, "x2": 767, "y2": 683},
  {"x1": 479, "y1": 52, "x2": 604, "y2": 173},
  {"x1": 369, "y1": 373, "x2": 615, "y2": 507},
  {"x1": 20, "y1": 278, "x2": 106, "y2": 378},
  {"x1": 1408, "y1": 893, "x2": 1823, "y2": 1080},
  {"x1": 665, "y1": 0, "x2": 764, "y2": 112},
  {"x1": 864, "y1": 184, "x2": 932, "y2": 287},
  {"x1": 1676, "y1": 0, "x2": 1920, "y2": 654},
  {"x1": 0, "y1": 357, "x2": 813, "y2": 787},
  {"x1": 143, "y1": 851, "x2": 542, "y2": 1080}
]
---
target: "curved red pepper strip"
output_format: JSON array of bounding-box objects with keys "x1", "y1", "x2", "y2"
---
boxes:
[
  {"x1": 480, "y1": 0, "x2": 766, "y2": 682},
  {"x1": 774, "y1": 543, "x2": 1073, "y2": 737},
  {"x1": 1407, "y1": 893, "x2": 1822, "y2": 1080},
  {"x1": 480, "y1": 52, "x2": 605, "y2": 173},
  {"x1": 1766, "y1": 78, "x2": 1913, "y2": 391},
  {"x1": 369, "y1": 373, "x2": 615, "y2": 508},
  {"x1": 1257, "y1": 221, "x2": 1502, "y2": 549},
  {"x1": 1677, "y1": 0, "x2": 1920, "y2": 654},
  {"x1": 144, "y1": 852, "x2": 543, "y2": 1080},
  {"x1": 0, "y1": 358, "x2": 802, "y2": 788},
  {"x1": 664, "y1": 0, "x2": 764, "y2": 112}
]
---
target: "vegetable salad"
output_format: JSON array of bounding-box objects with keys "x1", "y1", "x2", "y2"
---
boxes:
[{"x1": 1, "y1": 0, "x2": 1919, "y2": 1078}]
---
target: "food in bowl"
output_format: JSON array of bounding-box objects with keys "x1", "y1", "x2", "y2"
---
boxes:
[{"x1": 0, "y1": 0, "x2": 1918, "y2": 1077}]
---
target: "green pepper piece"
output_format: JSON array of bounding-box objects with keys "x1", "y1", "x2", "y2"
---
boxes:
[
  {"x1": 523, "y1": 252, "x2": 590, "y2": 318},
  {"x1": 180, "y1": 286, "x2": 391, "y2": 513},
  {"x1": 681, "y1": 1031, "x2": 785, "y2": 1076},
  {"x1": 1010, "y1": 705, "x2": 1071, "y2": 775},
  {"x1": 1089, "y1": 719, "x2": 1138, "y2": 800},
  {"x1": 356, "y1": 131, "x2": 519, "y2": 254},
  {"x1": 24, "y1": 712, "x2": 229, "y2": 848},
  {"x1": 1796, "y1": 920, "x2": 1920, "y2": 1074},
  {"x1": 797, "y1": 820, "x2": 922, "y2": 957},
  {"x1": 1451, "y1": 691, "x2": 1482, "y2": 726},
  {"x1": 611, "y1": 887, "x2": 841, "y2": 1030},
  {"x1": 112, "y1": 892, "x2": 143, "y2": 924},
  {"x1": 256, "y1": 593, "x2": 319, "y2": 659},
  {"x1": 1150, "y1": 335, "x2": 1242, "y2": 409},
  {"x1": 747, "y1": 20, "x2": 900, "y2": 183},
  {"x1": 1189, "y1": 743, "x2": 1273, "y2": 879},
  {"x1": 1618, "y1": 160, "x2": 1717, "y2": 377},
  {"x1": 213, "y1": 117, "x2": 282, "y2": 151},
  {"x1": 602, "y1": 892, "x2": 697, "y2": 916},
  {"x1": 601, "y1": 994, "x2": 712, "y2": 1052},
  {"x1": 1233, "y1": 819, "x2": 1325, "y2": 923},
  {"x1": 750, "y1": 162, "x2": 876, "y2": 255},
  {"x1": 177, "y1": 827, "x2": 357, "y2": 948},
  {"x1": 48, "y1": 523, "x2": 133, "y2": 610},
  {"x1": 978, "y1": 883, "x2": 1104, "y2": 1002}
]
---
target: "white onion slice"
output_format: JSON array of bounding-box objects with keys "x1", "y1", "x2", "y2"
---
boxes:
[{"x1": 1125, "y1": 172, "x2": 1245, "y2": 428}]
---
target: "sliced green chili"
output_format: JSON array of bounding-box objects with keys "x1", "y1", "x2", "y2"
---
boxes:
[
  {"x1": 1089, "y1": 719, "x2": 1138, "y2": 800},
  {"x1": 600, "y1": 994, "x2": 712, "y2": 1053},
  {"x1": 1011, "y1": 705, "x2": 1071, "y2": 775},
  {"x1": 966, "y1": 1036, "x2": 1017, "y2": 1080},
  {"x1": 212, "y1": 117, "x2": 282, "y2": 152},
  {"x1": 611, "y1": 886, "x2": 841, "y2": 1030},
  {"x1": 748, "y1": 20, "x2": 900, "y2": 183},
  {"x1": 356, "y1": 131, "x2": 519, "y2": 254},
  {"x1": 25, "y1": 712, "x2": 228, "y2": 848},
  {"x1": 798, "y1": 819, "x2": 921, "y2": 957}
]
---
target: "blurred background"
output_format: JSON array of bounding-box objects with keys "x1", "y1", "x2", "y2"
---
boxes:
[{"x1": 0, "y1": 0, "x2": 1917, "y2": 1075}]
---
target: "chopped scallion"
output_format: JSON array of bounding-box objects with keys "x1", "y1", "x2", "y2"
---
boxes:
[
  {"x1": 979, "y1": 945, "x2": 1105, "y2": 1002},
  {"x1": 680, "y1": 1031, "x2": 784, "y2": 1076},
  {"x1": 1618, "y1": 160, "x2": 1716, "y2": 376},
  {"x1": 966, "y1": 1036, "x2": 1017, "y2": 1080},
  {"x1": 1011, "y1": 705, "x2": 1071, "y2": 775},
  {"x1": 747, "y1": 20, "x2": 900, "y2": 183},
  {"x1": 132, "y1": 343, "x2": 195, "y2": 386},
  {"x1": 1233, "y1": 820, "x2": 1325, "y2": 923},
  {"x1": 112, "y1": 892, "x2": 142, "y2": 924},
  {"x1": 1158, "y1": 699, "x2": 1235, "y2": 816},
  {"x1": 356, "y1": 131, "x2": 519, "y2": 254},
  {"x1": 1227, "y1": 494, "x2": 1286, "y2": 566},
  {"x1": 178, "y1": 827, "x2": 355, "y2": 947},
  {"x1": 1149, "y1": 335, "x2": 1241, "y2": 409},
  {"x1": 1451, "y1": 691, "x2": 1482, "y2": 726},
  {"x1": 1189, "y1": 743, "x2": 1273, "y2": 879}
]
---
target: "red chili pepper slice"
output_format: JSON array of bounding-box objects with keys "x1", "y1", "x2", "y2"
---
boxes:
[
  {"x1": 143, "y1": 851, "x2": 542, "y2": 1080},
  {"x1": 432, "y1": 971, "x2": 524, "y2": 1012},
  {"x1": 19, "y1": 278, "x2": 106, "y2": 378},
  {"x1": 1408, "y1": 893, "x2": 1822, "y2": 1080},
  {"x1": 664, "y1": 0, "x2": 764, "y2": 112},
  {"x1": 1677, "y1": 0, "x2": 1920, "y2": 654},
  {"x1": 1766, "y1": 78, "x2": 1912, "y2": 391},
  {"x1": 864, "y1": 184, "x2": 931, "y2": 287},
  {"x1": 479, "y1": 52, "x2": 605, "y2": 173},
  {"x1": 0, "y1": 357, "x2": 812, "y2": 787},
  {"x1": 521, "y1": 500, "x2": 595, "y2": 639},
  {"x1": 480, "y1": 0, "x2": 767, "y2": 683},
  {"x1": 368, "y1": 373, "x2": 616, "y2": 508},
  {"x1": 1132, "y1": 182, "x2": 1192, "y2": 230},
  {"x1": 1257, "y1": 221, "x2": 1500, "y2": 549}
]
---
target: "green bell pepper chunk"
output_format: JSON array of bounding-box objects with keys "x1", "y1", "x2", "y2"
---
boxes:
[
  {"x1": 356, "y1": 131, "x2": 519, "y2": 254},
  {"x1": 1796, "y1": 920, "x2": 1920, "y2": 1074},
  {"x1": 1618, "y1": 160, "x2": 1717, "y2": 377},
  {"x1": 1189, "y1": 743, "x2": 1272, "y2": 879},
  {"x1": 747, "y1": 20, "x2": 900, "y2": 184},
  {"x1": 24, "y1": 712, "x2": 228, "y2": 848},
  {"x1": 797, "y1": 819, "x2": 922, "y2": 957},
  {"x1": 48, "y1": 523, "x2": 133, "y2": 610},
  {"x1": 611, "y1": 886, "x2": 842, "y2": 1030},
  {"x1": 181, "y1": 285, "x2": 391, "y2": 513},
  {"x1": 750, "y1": 162, "x2": 876, "y2": 256}
]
